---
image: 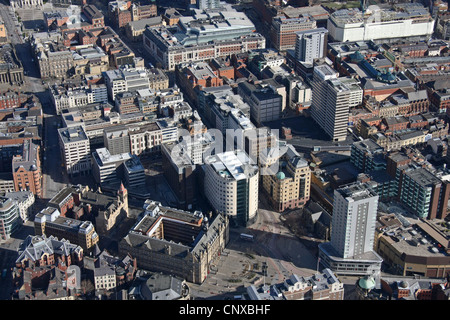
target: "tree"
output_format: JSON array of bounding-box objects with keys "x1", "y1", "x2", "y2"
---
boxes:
[{"x1": 80, "y1": 278, "x2": 95, "y2": 296}]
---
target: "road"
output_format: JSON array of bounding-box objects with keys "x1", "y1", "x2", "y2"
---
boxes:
[
  {"x1": 0, "y1": 2, "x2": 23, "y2": 46},
  {"x1": 0, "y1": 1, "x2": 69, "y2": 200}
]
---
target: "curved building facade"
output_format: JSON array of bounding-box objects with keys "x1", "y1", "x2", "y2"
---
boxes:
[{"x1": 204, "y1": 150, "x2": 259, "y2": 226}]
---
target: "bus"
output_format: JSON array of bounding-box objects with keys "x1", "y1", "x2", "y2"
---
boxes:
[{"x1": 240, "y1": 233, "x2": 254, "y2": 242}]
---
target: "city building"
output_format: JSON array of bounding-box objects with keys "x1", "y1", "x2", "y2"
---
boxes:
[
  {"x1": 58, "y1": 126, "x2": 91, "y2": 177},
  {"x1": 376, "y1": 217, "x2": 450, "y2": 278},
  {"x1": 318, "y1": 182, "x2": 384, "y2": 276},
  {"x1": 104, "y1": 67, "x2": 151, "y2": 101},
  {"x1": 50, "y1": 83, "x2": 108, "y2": 115},
  {"x1": 46, "y1": 184, "x2": 129, "y2": 236},
  {"x1": 269, "y1": 15, "x2": 317, "y2": 52},
  {"x1": 15, "y1": 234, "x2": 83, "y2": 270},
  {"x1": 11, "y1": 140, "x2": 42, "y2": 198},
  {"x1": 399, "y1": 167, "x2": 450, "y2": 220},
  {"x1": 143, "y1": 7, "x2": 265, "y2": 70},
  {"x1": 327, "y1": 4, "x2": 435, "y2": 43},
  {"x1": 261, "y1": 143, "x2": 311, "y2": 212},
  {"x1": 295, "y1": 27, "x2": 328, "y2": 64},
  {"x1": 10, "y1": 0, "x2": 43, "y2": 9},
  {"x1": 161, "y1": 140, "x2": 198, "y2": 211},
  {"x1": 4, "y1": 190, "x2": 34, "y2": 223},
  {"x1": 203, "y1": 150, "x2": 259, "y2": 226},
  {"x1": 196, "y1": 0, "x2": 220, "y2": 10},
  {"x1": 34, "y1": 206, "x2": 99, "y2": 251},
  {"x1": 33, "y1": 35, "x2": 74, "y2": 79},
  {"x1": 91, "y1": 147, "x2": 131, "y2": 187},
  {"x1": 0, "y1": 19, "x2": 6, "y2": 44},
  {"x1": 128, "y1": 120, "x2": 178, "y2": 156},
  {"x1": 128, "y1": 272, "x2": 190, "y2": 300},
  {"x1": 123, "y1": 155, "x2": 146, "y2": 190},
  {"x1": 310, "y1": 64, "x2": 363, "y2": 142},
  {"x1": 0, "y1": 44, "x2": 24, "y2": 85},
  {"x1": 246, "y1": 269, "x2": 344, "y2": 300},
  {"x1": 0, "y1": 197, "x2": 20, "y2": 242},
  {"x1": 119, "y1": 201, "x2": 229, "y2": 284},
  {"x1": 82, "y1": 5, "x2": 105, "y2": 28},
  {"x1": 12, "y1": 234, "x2": 83, "y2": 300},
  {"x1": 237, "y1": 80, "x2": 283, "y2": 126},
  {"x1": 103, "y1": 125, "x2": 131, "y2": 155},
  {"x1": 125, "y1": 17, "x2": 163, "y2": 42}
]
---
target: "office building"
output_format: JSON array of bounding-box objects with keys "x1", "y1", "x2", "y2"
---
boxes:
[
  {"x1": 143, "y1": 7, "x2": 265, "y2": 70},
  {"x1": 237, "y1": 81, "x2": 283, "y2": 126},
  {"x1": 4, "y1": 191, "x2": 34, "y2": 223},
  {"x1": 92, "y1": 147, "x2": 131, "y2": 187},
  {"x1": 123, "y1": 155, "x2": 146, "y2": 189},
  {"x1": 400, "y1": 168, "x2": 450, "y2": 220},
  {"x1": 0, "y1": 197, "x2": 20, "y2": 242},
  {"x1": 161, "y1": 141, "x2": 197, "y2": 211},
  {"x1": 203, "y1": 150, "x2": 259, "y2": 226},
  {"x1": 311, "y1": 65, "x2": 363, "y2": 142},
  {"x1": 58, "y1": 126, "x2": 91, "y2": 177},
  {"x1": 261, "y1": 144, "x2": 311, "y2": 212},
  {"x1": 119, "y1": 201, "x2": 229, "y2": 284},
  {"x1": 270, "y1": 16, "x2": 317, "y2": 51},
  {"x1": 295, "y1": 28, "x2": 328, "y2": 64},
  {"x1": 318, "y1": 182, "x2": 383, "y2": 276},
  {"x1": 104, "y1": 67, "x2": 151, "y2": 101},
  {"x1": 327, "y1": 4, "x2": 435, "y2": 43},
  {"x1": 103, "y1": 126, "x2": 131, "y2": 155},
  {"x1": 34, "y1": 206, "x2": 99, "y2": 251}
]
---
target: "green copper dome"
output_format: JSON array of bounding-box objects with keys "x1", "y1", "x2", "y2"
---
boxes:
[
  {"x1": 358, "y1": 275, "x2": 376, "y2": 290},
  {"x1": 276, "y1": 172, "x2": 285, "y2": 180}
]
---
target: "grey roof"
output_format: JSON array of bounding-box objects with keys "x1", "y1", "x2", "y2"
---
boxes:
[
  {"x1": 16, "y1": 235, "x2": 82, "y2": 264},
  {"x1": 407, "y1": 90, "x2": 428, "y2": 102},
  {"x1": 140, "y1": 273, "x2": 183, "y2": 300}
]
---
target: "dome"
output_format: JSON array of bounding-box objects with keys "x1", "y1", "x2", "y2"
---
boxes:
[
  {"x1": 358, "y1": 275, "x2": 376, "y2": 290},
  {"x1": 276, "y1": 172, "x2": 285, "y2": 180}
]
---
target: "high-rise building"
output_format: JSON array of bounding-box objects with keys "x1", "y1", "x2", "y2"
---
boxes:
[
  {"x1": 311, "y1": 64, "x2": 363, "y2": 142},
  {"x1": 318, "y1": 182, "x2": 383, "y2": 276},
  {"x1": 330, "y1": 183, "x2": 379, "y2": 259},
  {"x1": 270, "y1": 16, "x2": 317, "y2": 51},
  {"x1": 58, "y1": 126, "x2": 91, "y2": 177},
  {"x1": 203, "y1": 150, "x2": 259, "y2": 226},
  {"x1": 295, "y1": 27, "x2": 328, "y2": 64}
]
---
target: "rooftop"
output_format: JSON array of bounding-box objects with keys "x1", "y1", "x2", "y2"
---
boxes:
[{"x1": 205, "y1": 150, "x2": 258, "y2": 180}]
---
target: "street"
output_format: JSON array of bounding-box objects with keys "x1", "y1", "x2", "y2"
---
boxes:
[{"x1": 0, "y1": 0, "x2": 69, "y2": 200}]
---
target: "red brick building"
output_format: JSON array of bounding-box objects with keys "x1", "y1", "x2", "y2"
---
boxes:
[
  {"x1": 12, "y1": 140, "x2": 42, "y2": 198},
  {"x1": 0, "y1": 91, "x2": 28, "y2": 110}
]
